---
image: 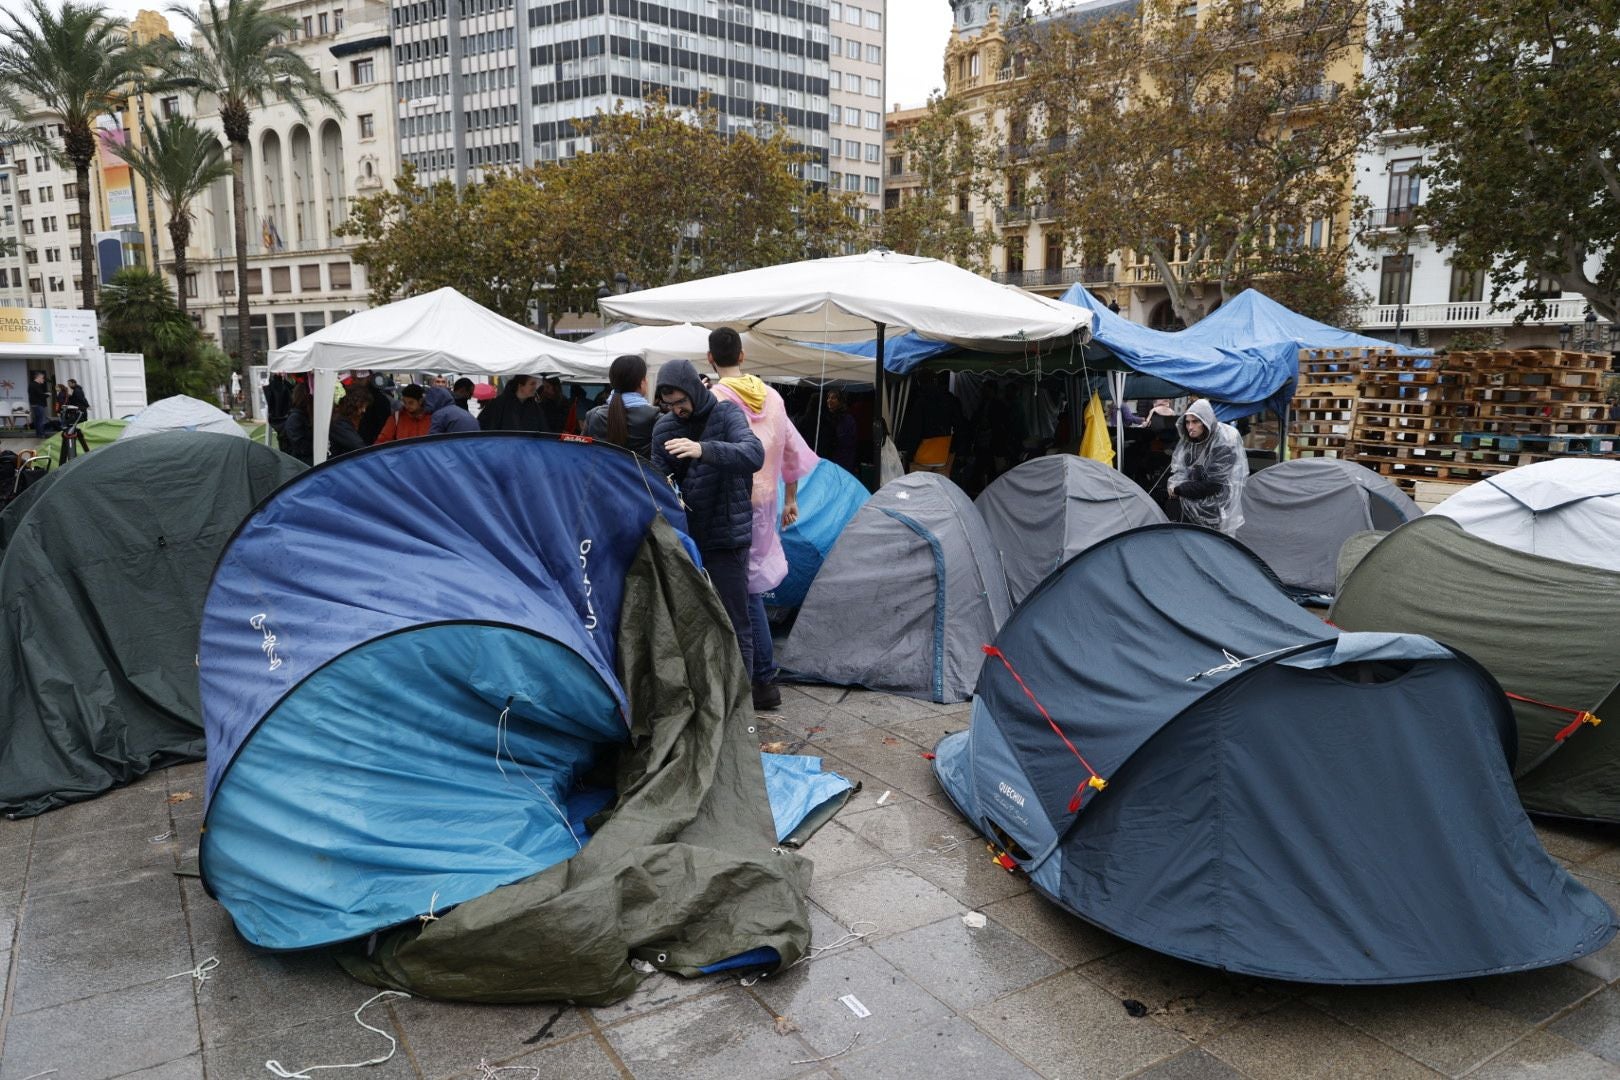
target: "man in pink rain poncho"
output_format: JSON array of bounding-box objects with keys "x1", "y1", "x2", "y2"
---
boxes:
[{"x1": 707, "y1": 327, "x2": 818, "y2": 711}]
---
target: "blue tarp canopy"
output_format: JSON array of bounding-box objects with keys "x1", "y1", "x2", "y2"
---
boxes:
[{"x1": 1184, "y1": 288, "x2": 1431, "y2": 358}]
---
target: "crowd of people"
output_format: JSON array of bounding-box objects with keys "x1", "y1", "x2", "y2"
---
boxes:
[{"x1": 23, "y1": 371, "x2": 90, "y2": 439}]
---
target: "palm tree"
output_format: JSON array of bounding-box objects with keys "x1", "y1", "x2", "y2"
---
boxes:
[
  {"x1": 158, "y1": 0, "x2": 338, "y2": 414},
  {"x1": 109, "y1": 114, "x2": 230, "y2": 320},
  {"x1": 0, "y1": 0, "x2": 146, "y2": 312}
]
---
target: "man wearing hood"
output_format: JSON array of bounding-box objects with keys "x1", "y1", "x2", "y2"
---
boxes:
[
  {"x1": 425, "y1": 385, "x2": 480, "y2": 434},
  {"x1": 1167, "y1": 398, "x2": 1249, "y2": 534},
  {"x1": 706, "y1": 327, "x2": 817, "y2": 711},
  {"x1": 478, "y1": 374, "x2": 547, "y2": 433},
  {"x1": 651, "y1": 358, "x2": 765, "y2": 680}
]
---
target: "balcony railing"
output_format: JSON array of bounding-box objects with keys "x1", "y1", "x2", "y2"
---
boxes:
[
  {"x1": 1365, "y1": 206, "x2": 1421, "y2": 230},
  {"x1": 991, "y1": 265, "x2": 1114, "y2": 288},
  {"x1": 997, "y1": 202, "x2": 1059, "y2": 225},
  {"x1": 1292, "y1": 81, "x2": 1342, "y2": 106},
  {"x1": 1003, "y1": 135, "x2": 1069, "y2": 161},
  {"x1": 1359, "y1": 297, "x2": 1607, "y2": 330}
]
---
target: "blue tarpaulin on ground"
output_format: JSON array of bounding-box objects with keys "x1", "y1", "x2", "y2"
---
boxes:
[{"x1": 760, "y1": 753, "x2": 854, "y2": 842}]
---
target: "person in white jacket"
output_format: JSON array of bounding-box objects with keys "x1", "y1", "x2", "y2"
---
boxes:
[{"x1": 1168, "y1": 398, "x2": 1249, "y2": 534}]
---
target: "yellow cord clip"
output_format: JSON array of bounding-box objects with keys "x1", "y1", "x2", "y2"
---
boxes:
[{"x1": 1087, "y1": 774, "x2": 1108, "y2": 792}]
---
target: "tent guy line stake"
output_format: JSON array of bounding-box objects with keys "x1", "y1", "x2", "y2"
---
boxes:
[{"x1": 265, "y1": 990, "x2": 410, "y2": 1078}]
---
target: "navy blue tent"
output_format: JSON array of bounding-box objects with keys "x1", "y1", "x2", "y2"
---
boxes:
[
  {"x1": 934, "y1": 525, "x2": 1615, "y2": 983},
  {"x1": 198, "y1": 434, "x2": 813, "y2": 998}
]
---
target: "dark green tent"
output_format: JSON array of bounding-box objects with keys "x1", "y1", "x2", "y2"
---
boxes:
[
  {"x1": 0, "y1": 431, "x2": 305, "y2": 817},
  {"x1": 1333, "y1": 516, "x2": 1620, "y2": 822}
]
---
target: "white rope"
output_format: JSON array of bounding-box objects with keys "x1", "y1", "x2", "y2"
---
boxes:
[
  {"x1": 790, "y1": 920, "x2": 878, "y2": 968},
  {"x1": 418, "y1": 891, "x2": 440, "y2": 926},
  {"x1": 494, "y1": 703, "x2": 584, "y2": 853},
  {"x1": 167, "y1": 956, "x2": 220, "y2": 987},
  {"x1": 1186, "y1": 645, "x2": 1300, "y2": 682},
  {"x1": 265, "y1": 991, "x2": 410, "y2": 1078},
  {"x1": 790, "y1": 1032, "x2": 860, "y2": 1065},
  {"x1": 473, "y1": 1062, "x2": 542, "y2": 1080}
]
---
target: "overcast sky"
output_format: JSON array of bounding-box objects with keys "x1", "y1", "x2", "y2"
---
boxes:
[{"x1": 99, "y1": 0, "x2": 953, "y2": 109}]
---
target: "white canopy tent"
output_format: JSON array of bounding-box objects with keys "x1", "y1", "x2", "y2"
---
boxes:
[
  {"x1": 267, "y1": 288, "x2": 604, "y2": 462},
  {"x1": 581, "y1": 322, "x2": 884, "y2": 384},
  {"x1": 597, "y1": 250, "x2": 1094, "y2": 469}
]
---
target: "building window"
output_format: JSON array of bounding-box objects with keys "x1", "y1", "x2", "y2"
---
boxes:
[
  {"x1": 318, "y1": 12, "x2": 329, "y2": 33},
  {"x1": 351, "y1": 58, "x2": 375, "y2": 84},
  {"x1": 334, "y1": 8, "x2": 344, "y2": 31},
  {"x1": 359, "y1": 113, "x2": 375, "y2": 139},
  {"x1": 866, "y1": 10, "x2": 880, "y2": 29},
  {"x1": 17, "y1": 190, "x2": 28, "y2": 206},
  {"x1": 69, "y1": 245, "x2": 80, "y2": 260},
  {"x1": 889, "y1": 155, "x2": 903, "y2": 175},
  {"x1": 970, "y1": 52, "x2": 981, "y2": 77},
  {"x1": 162, "y1": 96, "x2": 180, "y2": 118},
  {"x1": 329, "y1": 261, "x2": 352, "y2": 288},
  {"x1": 1044, "y1": 232, "x2": 1063, "y2": 270},
  {"x1": 864, "y1": 175, "x2": 879, "y2": 195},
  {"x1": 866, "y1": 44, "x2": 881, "y2": 65},
  {"x1": 244, "y1": 268, "x2": 263, "y2": 295},
  {"x1": 1387, "y1": 158, "x2": 1420, "y2": 223},
  {"x1": 1448, "y1": 263, "x2": 1484, "y2": 303},
  {"x1": 299, "y1": 263, "x2": 322, "y2": 290},
  {"x1": 830, "y1": 137, "x2": 842, "y2": 157},
  {"x1": 302, "y1": 311, "x2": 325, "y2": 335},
  {"x1": 39, "y1": 186, "x2": 53, "y2": 202},
  {"x1": 66, "y1": 213, "x2": 79, "y2": 228},
  {"x1": 271, "y1": 266, "x2": 292, "y2": 293},
  {"x1": 865, "y1": 77, "x2": 881, "y2": 97},
  {"x1": 1379, "y1": 254, "x2": 1413, "y2": 305},
  {"x1": 831, "y1": 34, "x2": 841, "y2": 55},
  {"x1": 185, "y1": 273, "x2": 198, "y2": 298},
  {"x1": 846, "y1": 38, "x2": 860, "y2": 59},
  {"x1": 303, "y1": 14, "x2": 313, "y2": 35},
  {"x1": 62, "y1": 182, "x2": 77, "y2": 198},
  {"x1": 830, "y1": 1, "x2": 841, "y2": 19},
  {"x1": 45, "y1": 248, "x2": 60, "y2": 262},
  {"x1": 274, "y1": 312, "x2": 299, "y2": 346},
  {"x1": 1308, "y1": 217, "x2": 1328, "y2": 249},
  {"x1": 864, "y1": 110, "x2": 880, "y2": 130},
  {"x1": 1526, "y1": 273, "x2": 1561, "y2": 299},
  {"x1": 845, "y1": 5, "x2": 860, "y2": 24},
  {"x1": 865, "y1": 143, "x2": 880, "y2": 163},
  {"x1": 844, "y1": 173, "x2": 859, "y2": 192},
  {"x1": 21, "y1": 220, "x2": 32, "y2": 235},
  {"x1": 845, "y1": 106, "x2": 860, "y2": 125},
  {"x1": 216, "y1": 270, "x2": 236, "y2": 295}
]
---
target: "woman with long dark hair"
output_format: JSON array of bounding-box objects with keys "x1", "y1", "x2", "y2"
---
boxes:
[{"x1": 584, "y1": 354, "x2": 660, "y2": 456}]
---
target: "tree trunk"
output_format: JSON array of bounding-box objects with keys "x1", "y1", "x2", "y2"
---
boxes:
[
  {"x1": 230, "y1": 138, "x2": 256, "y2": 418},
  {"x1": 168, "y1": 215, "x2": 191, "y2": 320},
  {"x1": 75, "y1": 157, "x2": 95, "y2": 311},
  {"x1": 1148, "y1": 245, "x2": 1199, "y2": 328}
]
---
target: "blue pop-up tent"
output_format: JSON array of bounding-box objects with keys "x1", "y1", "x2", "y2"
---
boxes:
[{"x1": 934, "y1": 524, "x2": 1616, "y2": 983}]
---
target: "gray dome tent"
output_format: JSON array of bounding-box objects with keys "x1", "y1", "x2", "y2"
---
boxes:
[
  {"x1": 975, "y1": 455, "x2": 1167, "y2": 606},
  {"x1": 779, "y1": 472, "x2": 1010, "y2": 702},
  {"x1": 934, "y1": 525, "x2": 1615, "y2": 983},
  {"x1": 1235, "y1": 458, "x2": 1419, "y2": 596},
  {"x1": 0, "y1": 432, "x2": 305, "y2": 817}
]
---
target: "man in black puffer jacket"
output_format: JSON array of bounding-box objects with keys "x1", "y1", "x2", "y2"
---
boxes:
[{"x1": 651, "y1": 358, "x2": 764, "y2": 677}]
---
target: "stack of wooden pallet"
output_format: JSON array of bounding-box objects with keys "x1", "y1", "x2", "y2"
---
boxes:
[
  {"x1": 1349, "y1": 353, "x2": 1479, "y2": 488},
  {"x1": 1453, "y1": 349, "x2": 1619, "y2": 461},
  {"x1": 1287, "y1": 347, "x2": 1381, "y2": 459}
]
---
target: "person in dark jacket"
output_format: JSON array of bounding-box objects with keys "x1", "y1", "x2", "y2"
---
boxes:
[
  {"x1": 279, "y1": 383, "x2": 314, "y2": 464},
  {"x1": 585, "y1": 354, "x2": 660, "y2": 456},
  {"x1": 65, "y1": 380, "x2": 90, "y2": 415},
  {"x1": 478, "y1": 374, "x2": 547, "y2": 432},
  {"x1": 329, "y1": 391, "x2": 370, "y2": 456},
  {"x1": 651, "y1": 358, "x2": 764, "y2": 678},
  {"x1": 451, "y1": 378, "x2": 477, "y2": 415},
  {"x1": 538, "y1": 377, "x2": 569, "y2": 432},
  {"x1": 426, "y1": 385, "x2": 480, "y2": 434},
  {"x1": 812, "y1": 388, "x2": 858, "y2": 475},
  {"x1": 28, "y1": 372, "x2": 49, "y2": 438},
  {"x1": 265, "y1": 373, "x2": 295, "y2": 431}
]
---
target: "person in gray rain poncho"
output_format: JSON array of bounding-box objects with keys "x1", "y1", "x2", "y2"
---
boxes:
[{"x1": 1168, "y1": 398, "x2": 1248, "y2": 533}]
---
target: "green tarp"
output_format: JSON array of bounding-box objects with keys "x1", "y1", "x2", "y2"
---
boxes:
[
  {"x1": 1333, "y1": 517, "x2": 1620, "y2": 822},
  {"x1": 0, "y1": 431, "x2": 306, "y2": 817},
  {"x1": 338, "y1": 516, "x2": 814, "y2": 1003}
]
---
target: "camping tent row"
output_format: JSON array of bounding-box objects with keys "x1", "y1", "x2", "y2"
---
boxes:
[{"x1": 1334, "y1": 458, "x2": 1620, "y2": 823}]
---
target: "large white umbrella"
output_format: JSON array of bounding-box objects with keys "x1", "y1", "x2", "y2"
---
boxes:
[
  {"x1": 598, "y1": 250, "x2": 1093, "y2": 461},
  {"x1": 267, "y1": 288, "x2": 602, "y2": 461}
]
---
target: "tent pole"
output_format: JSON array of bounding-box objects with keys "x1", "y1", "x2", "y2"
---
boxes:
[
  {"x1": 312, "y1": 369, "x2": 336, "y2": 464},
  {"x1": 1110, "y1": 370, "x2": 1126, "y2": 471},
  {"x1": 873, "y1": 322, "x2": 886, "y2": 489}
]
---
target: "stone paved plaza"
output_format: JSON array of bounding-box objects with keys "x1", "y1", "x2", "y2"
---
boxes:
[{"x1": 5, "y1": 683, "x2": 1620, "y2": 1079}]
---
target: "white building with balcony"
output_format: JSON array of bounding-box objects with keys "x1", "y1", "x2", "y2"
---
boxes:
[
  {"x1": 184, "y1": 0, "x2": 399, "y2": 359},
  {"x1": 1351, "y1": 134, "x2": 1615, "y2": 355}
]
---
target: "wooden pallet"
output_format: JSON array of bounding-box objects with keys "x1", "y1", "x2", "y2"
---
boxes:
[
  {"x1": 1449, "y1": 348, "x2": 1611, "y2": 371},
  {"x1": 1457, "y1": 431, "x2": 1620, "y2": 455}
]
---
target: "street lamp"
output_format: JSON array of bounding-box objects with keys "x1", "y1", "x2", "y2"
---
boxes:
[
  {"x1": 1585, "y1": 308, "x2": 1598, "y2": 352},
  {"x1": 1558, "y1": 323, "x2": 1573, "y2": 350}
]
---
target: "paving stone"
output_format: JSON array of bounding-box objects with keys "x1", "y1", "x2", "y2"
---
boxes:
[
  {"x1": 810, "y1": 864, "x2": 963, "y2": 938},
  {"x1": 1469, "y1": 1029, "x2": 1620, "y2": 1079},
  {"x1": 601, "y1": 985, "x2": 820, "y2": 1080},
  {"x1": 882, "y1": 712, "x2": 971, "y2": 750},
  {"x1": 113, "y1": 1054, "x2": 206, "y2": 1079},
  {"x1": 1203, "y1": 1002, "x2": 1437, "y2": 1080},
  {"x1": 27, "y1": 821, "x2": 182, "y2": 897},
  {"x1": 1304, "y1": 983, "x2": 1533, "y2": 1075},
  {"x1": 752, "y1": 943, "x2": 951, "y2": 1056},
  {"x1": 30, "y1": 779, "x2": 173, "y2": 844},
  {"x1": 11, "y1": 870, "x2": 191, "y2": 1014},
  {"x1": 0, "y1": 887, "x2": 18, "y2": 953},
  {"x1": 1461, "y1": 964, "x2": 1606, "y2": 1024},
  {"x1": 1552, "y1": 987, "x2": 1620, "y2": 1065},
  {"x1": 839, "y1": 799, "x2": 967, "y2": 860},
  {"x1": 797, "y1": 819, "x2": 891, "y2": 883},
  {"x1": 967, "y1": 969, "x2": 1189, "y2": 1079},
  {"x1": 819, "y1": 731, "x2": 943, "y2": 801},
  {"x1": 982, "y1": 892, "x2": 1128, "y2": 968},
  {"x1": 873, "y1": 914, "x2": 1062, "y2": 1012},
  {"x1": 1080, "y1": 946, "x2": 1294, "y2": 1042},
  {"x1": 1575, "y1": 847, "x2": 1620, "y2": 884},
  {"x1": 462, "y1": 1032, "x2": 626, "y2": 1080},
  {"x1": 392, "y1": 996, "x2": 587, "y2": 1078},
  {"x1": 829, "y1": 1015, "x2": 1041, "y2": 1080},
  {"x1": 163, "y1": 761, "x2": 207, "y2": 788},
  {"x1": 768, "y1": 696, "x2": 872, "y2": 740},
  {"x1": 0, "y1": 975, "x2": 200, "y2": 1080},
  {"x1": 904, "y1": 839, "x2": 1030, "y2": 908},
  {"x1": 1571, "y1": 874, "x2": 1620, "y2": 983},
  {"x1": 588, "y1": 968, "x2": 730, "y2": 1025},
  {"x1": 1536, "y1": 822, "x2": 1618, "y2": 867},
  {"x1": 789, "y1": 683, "x2": 861, "y2": 705},
  {"x1": 182, "y1": 881, "x2": 368, "y2": 1047},
  {"x1": 833, "y1": 691, "x2": 945, "y2": 726},
  {"x1": 1131, "y1": 1048, "x2": 1250, "y2": 1080},
  {"x1": 202, "y1": 1005, "x2": 419, "y2": 1079}
]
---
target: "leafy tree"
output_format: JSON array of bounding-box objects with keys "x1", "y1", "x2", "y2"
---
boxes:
[
  {"x1": 109, "y1": 114, "x2": 230, "y2": 320},
  {"x1": 99, "y1": 266, "x2": 232, "y2": 400},
  {"x1": 878, "y1": 95, "x2": 1002, "y2": 272},
  {"x1": 1369, "y1": 0, "x2": 1620, "y2": 321},
  {"x1": 342, "y1": 98, "x2": 868, "y2": 325},
  {"x1": 1005, "y1": 0, "x2": 1371, "y2": 325},
  {"x1": 157, "y1": 0, "x2": 339, "y2": 412},
  {"x1": 0, "y1": 0, "x2": 147, "y2": 311}
]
